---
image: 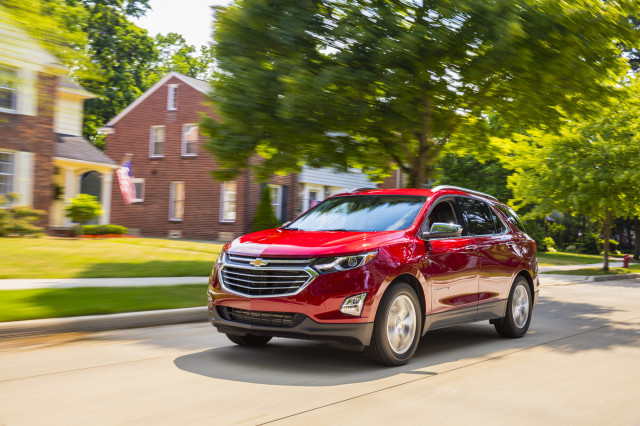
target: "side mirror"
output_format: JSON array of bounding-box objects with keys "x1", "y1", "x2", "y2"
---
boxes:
[{"x1": 421, "y1": 222, "x2": 463, "y2": 240}]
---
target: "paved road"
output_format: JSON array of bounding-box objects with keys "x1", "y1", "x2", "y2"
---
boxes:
[{"x1": 2, "y1": 278, "x2": 640, "y2": 425}]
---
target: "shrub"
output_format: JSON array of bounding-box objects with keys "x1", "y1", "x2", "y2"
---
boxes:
[
  {"x1": 540, "y1": 236, "x2": 556, "y2": 252},
  {"x1": 66, "y1": 194, "x2": 102, "y2": 236},
  {"x1": 81, "y1": 224, "x2": 128, "y2": 235},
  {"x1": 582, "y1": 233, "x2": 600, "y2": 255},
  {"x1": 0, "y1": 194, "x2": 45, "y2": 237},
  {"x1": 252, "y1": 186, "x2": 280, "y2": 232},
  {"x1": 564, "y1": 245, "x2": 577, "y2": 253}
]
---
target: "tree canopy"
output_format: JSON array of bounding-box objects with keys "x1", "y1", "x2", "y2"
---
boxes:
[
  {"x1": 203, "y1": 0, "x2": 640, "y2": 186},
  {"x1": 499, "y1": 80, "x2": 640, "y2": 269}
]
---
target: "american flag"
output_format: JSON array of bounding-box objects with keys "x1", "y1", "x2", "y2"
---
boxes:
[{"x1": 116, "y1": 159, "x2": 136, "y2": 205}]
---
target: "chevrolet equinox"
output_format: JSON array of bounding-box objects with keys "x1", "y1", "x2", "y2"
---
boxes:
[{"x1": 207, "y1": 186, "x2": 538, "y2": 366}]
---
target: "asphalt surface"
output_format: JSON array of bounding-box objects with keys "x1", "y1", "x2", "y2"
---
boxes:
[{"x1": 2, "y1": 278, "x2": 640, "y2": 425}]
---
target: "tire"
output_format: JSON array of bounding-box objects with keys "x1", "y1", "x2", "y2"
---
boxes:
[
  {"x1": 493, "y1": 276, "x2": 532, "y2": 338},
  {"x1": 365, "y1": 283, "x2": 422, "y2": 366},
  {"x1": 226, "y1": 333, "x2": 272, "y2": 347}
]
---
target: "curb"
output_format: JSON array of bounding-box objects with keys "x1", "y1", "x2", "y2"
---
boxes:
[
  {"x1": 589, "y1": 273, "x2": 640, "y2": 282},
  {"x1": 0, "y1": 306, "x2": 208, "y2": 340}
]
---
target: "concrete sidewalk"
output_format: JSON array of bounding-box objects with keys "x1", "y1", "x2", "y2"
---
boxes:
[
  {"x1": 538, "y1": 260, "x2": 626, "y2": 272},
  {"x1": 0, "y1": 276, "x2": 209, "y2": 290}
]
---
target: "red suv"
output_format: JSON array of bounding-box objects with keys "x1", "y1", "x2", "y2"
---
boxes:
[{"x1": 207, "y1": 186, "x2": 538, "y2": 366}]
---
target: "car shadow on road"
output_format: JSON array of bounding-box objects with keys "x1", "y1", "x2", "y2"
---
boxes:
[{"x1": 173, "y1": 295, "x2": 640, "y2": 386}]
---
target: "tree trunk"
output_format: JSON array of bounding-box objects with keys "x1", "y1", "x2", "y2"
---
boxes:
[
  {"x1": 602, "y1": 208, "x2": 613, "y2": 271},
  {"x1": 634, "y1": 216, "x2": 640, "y2": 261}
]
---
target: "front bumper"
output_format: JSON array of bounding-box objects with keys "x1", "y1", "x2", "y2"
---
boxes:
[{"x1": 208, "y1": 308, "x2": 374, "y2": 348}]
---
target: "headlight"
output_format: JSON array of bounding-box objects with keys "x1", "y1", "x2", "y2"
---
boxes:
[
  {"x1": 214, "y1": 250, "x2": 227, "y2": 269},
  {"x1": 313, "y1": 250, "x2": 377, "y2": 274}
]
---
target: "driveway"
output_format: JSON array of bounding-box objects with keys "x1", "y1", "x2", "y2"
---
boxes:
[{"x1": 1, "y1": 278, "x2": 639, "y2": 425}]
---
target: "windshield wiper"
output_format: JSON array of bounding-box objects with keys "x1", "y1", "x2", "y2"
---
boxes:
[{"x1": 323, "y1": 229, "x2": 354, "y2": 232}]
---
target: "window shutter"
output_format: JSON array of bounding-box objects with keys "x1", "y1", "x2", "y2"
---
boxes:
[
  {"x1": 281, "y1": 185, "x2": 288, "y2": 221},
  {"x1": 14, "y1": 151, "x2": 34, "y2": 206}
]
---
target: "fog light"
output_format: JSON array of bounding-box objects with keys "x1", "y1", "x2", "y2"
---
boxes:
[{"x1": 340, "y1": 293, "x2": 367, "y2": 317}]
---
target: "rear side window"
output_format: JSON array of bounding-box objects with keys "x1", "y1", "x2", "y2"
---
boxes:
[
  {"x1": 496, "y1": 204, "x2": 527, "y2": 234},
  {"x1": 457, "y1": 197, "x2": 495, "y2": 236},
  {"x1": 492, "y1": 208, "x2": 507, "y2": 233}
]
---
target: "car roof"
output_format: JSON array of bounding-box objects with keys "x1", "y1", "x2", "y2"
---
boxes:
[{"x1": 337, "y1": 186, "x2": 499, "y2": 202}]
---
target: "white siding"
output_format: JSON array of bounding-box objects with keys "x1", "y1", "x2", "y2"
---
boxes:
[
  {"x1": 54, "y1": 93, "x2": 84, "y2": 136},
  {"x1": 298, "y1": 166, "x2": 374, "y2": 189}
]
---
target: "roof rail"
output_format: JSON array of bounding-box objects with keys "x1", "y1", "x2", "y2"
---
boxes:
[
  {"x1": 431, "y1": 185, "x2": 498, "y2": 201},
  {"x1": 348, "y1": 187, "x2": 378, "y2": 193}
]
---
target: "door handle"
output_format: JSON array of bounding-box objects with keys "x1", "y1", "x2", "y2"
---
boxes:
[{"x1": 466, "y1": 244, "x2": 477, "y2": 252}]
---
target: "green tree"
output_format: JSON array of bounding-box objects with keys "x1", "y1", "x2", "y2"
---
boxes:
[
  {"x1": 66, "y1": 194, "x2": 103, "y2": 236},
  {"x1": 435, "y1": 154, "x2": 512, "y2": 201},
  {"x1": 501, "y1": 83, "x2": 640, "y2": 270},
  {"x1": 252, "y1": 186, "x2": 280, "y2": 232},
  {"x1": 76, "y1": 1, "x2": 158, "y2": 145},
  {"x1": 203, "y1": 0, "x2": 640, "y2": 186},
  {"x1": 154, "y1": 33, "x2": 215, "y2": 80}
]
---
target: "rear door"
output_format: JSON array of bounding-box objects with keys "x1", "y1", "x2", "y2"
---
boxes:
[{"x1": 473, "y1": 205, "x2": 521, "y2": 320}]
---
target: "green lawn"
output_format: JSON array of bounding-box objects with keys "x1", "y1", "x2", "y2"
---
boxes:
[
  {"x1": 0, "y1": 237, "x2": 222, "y2": 279},
  {"x1": 537, "y1": 251, "x2": 625, "y2": 266},
  {"x1": 0, "y1": 285, "x2": 206, "y2": 322},
  {"x1": 542, "y1": 264, "x2": 640, "y2": 276}
]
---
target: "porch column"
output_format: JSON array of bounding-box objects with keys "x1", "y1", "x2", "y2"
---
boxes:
[
  {"x1": 63, "y1": 168, "x2": 76, "y2": 227},
  {"x1": 100, "y1": 172, "x2": 113, "y2": 224}
]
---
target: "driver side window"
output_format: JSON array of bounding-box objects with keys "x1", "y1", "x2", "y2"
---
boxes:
[{"x1": 426, "y1": 200, "x2": 459, "y2": 231}]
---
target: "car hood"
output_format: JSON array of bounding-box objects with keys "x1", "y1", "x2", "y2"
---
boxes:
[{"x1": 226, "y1": 228, "x2": 405, "y2": 258}]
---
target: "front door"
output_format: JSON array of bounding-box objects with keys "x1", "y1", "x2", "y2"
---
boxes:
[{"x1": 421, "y1": 197, "x2": 480, "y2": 329}]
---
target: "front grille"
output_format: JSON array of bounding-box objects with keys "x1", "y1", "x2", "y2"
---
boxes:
[
  {"x1": 220, "y1": 255, "x2": 316, "y2": 297},
  {"x1": 217, "y1": 306, "x2": 299, "y2": 327}
]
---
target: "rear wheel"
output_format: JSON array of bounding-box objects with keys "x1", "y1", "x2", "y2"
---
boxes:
[
  {"x1": 226, "y1": 333, "x2": 272, "y2": 347},
  {"x1": 365, "y1": 283, "x2": 422, "y2": 366},
  {"x1": 493, "y1": 276, "x2": 532, "y2": 338}
]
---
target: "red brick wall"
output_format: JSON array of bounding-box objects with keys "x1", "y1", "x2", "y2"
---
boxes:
[
  {"x1": 0, "y1": 73, "x2": 56, "y2": 220},
  {"x1": 105, "y1": 75, "x2": 297, "y2": 241}
]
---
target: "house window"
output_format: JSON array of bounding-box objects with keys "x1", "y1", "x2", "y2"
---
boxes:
[
  {"x1": 220, "y1": 182, "x2": 237, "y2": 222},
  {"x1": 132, "y1": 178, "x2": 144, "y2": 203},
  {"x1": 0, "y1": 151, "x2": 14, "y2": 196},
  {"x1": 269, "y1": 184, "x2": 282, "y2": 220},
  {"x1": 167, "y1": 84, "x2": 178, "y2": 110},
  {"x1": 182, "y1": 124, "x2": 198, "y2": 156},
  {"x1": 150, "y1": 126, "x2": 165, "y2": 157},
  {"x1": 0, "y1": 66, "x2": 17, "y2": 113},
  {"x1": 169, "y1": 181, "x2": 185, "y2": 220}
]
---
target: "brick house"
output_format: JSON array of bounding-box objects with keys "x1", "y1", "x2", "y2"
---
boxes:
[
  {"x1": 102, "y1": 72, "x2": 402, "y2": 241},
  {"x1": 0, "y1": 9, "x2": 117, "y2": 230}
]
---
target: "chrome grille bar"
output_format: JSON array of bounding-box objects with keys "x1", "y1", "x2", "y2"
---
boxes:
[{"x1": 219, "y1": 255, "x2": 318, "y2": 298}]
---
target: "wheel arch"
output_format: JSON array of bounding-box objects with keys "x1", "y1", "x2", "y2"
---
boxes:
[
  {"x1": 516, "y1": 269, "x2": 535, "y2": 299},
  {"x1": 382, "y1": 273, "x2": 426, "y2": 325}
]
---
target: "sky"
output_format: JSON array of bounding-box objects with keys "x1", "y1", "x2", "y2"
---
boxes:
[{"x1": 134, "y1": 0, "x2": 231, "y2": 47}]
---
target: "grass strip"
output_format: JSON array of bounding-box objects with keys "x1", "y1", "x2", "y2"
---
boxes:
[
  {"x1": 537, "y1": 252, "x2": 626, "y2": 266},
  {"x1": 0, "y1": 237, "x2": 221, "y2": 279},
  {"x1": 0, "y1": 284, "x2": 206, "y2": 322}
]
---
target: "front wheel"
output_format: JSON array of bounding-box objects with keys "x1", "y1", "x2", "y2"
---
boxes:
[
  {"x1": 226, "y1": 333, "x2": 272, "y2": 347},
  {"x1": 365, "y1": 283, "x2": 422, "y2": 366},
  {"x1": 493, "y1": 276, "x2": 532, "y2": 338}
]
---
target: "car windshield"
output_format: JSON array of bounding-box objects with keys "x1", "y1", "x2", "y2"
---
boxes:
[{"x1": 286, "y1": 195, "x2": 428, "y2": 232}]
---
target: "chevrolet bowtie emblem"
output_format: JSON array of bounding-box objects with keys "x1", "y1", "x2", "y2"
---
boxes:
[{"x1": 250, "y1": 258, "x2": 269, "y2": 267}]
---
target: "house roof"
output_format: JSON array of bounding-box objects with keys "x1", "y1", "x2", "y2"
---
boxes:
[
  {"x1": 55, "y1": 134, "x2": 117, "y2": 166},
  {"x1": 57, "y1": 75, "x2": 95, "y2": 98},
  {"x1": 103, "y1": 72, "x2": 211, "y2": 128}
]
